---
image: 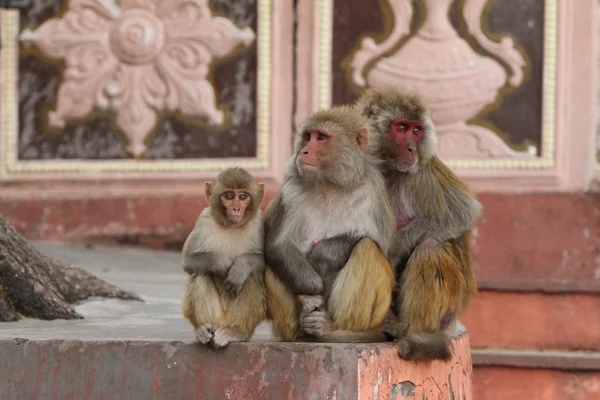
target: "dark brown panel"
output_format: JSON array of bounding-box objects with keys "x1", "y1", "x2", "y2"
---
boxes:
[
  {"x1": 332, "y1": 0, "x2": 544, "y2": 154},
  {"x1": 17, "y1": 0, "x2": 258, "y2": 160}
]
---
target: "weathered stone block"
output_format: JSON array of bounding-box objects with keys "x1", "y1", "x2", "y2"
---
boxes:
[{"x1": 0, "y1": 333, "x2": 472, "y2": 400}]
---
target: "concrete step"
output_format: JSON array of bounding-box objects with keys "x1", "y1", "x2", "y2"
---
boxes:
[
  {"x1": 462, "y1": 290, "x2": 600, "y2": 351},
  {"x1": 471, "y1": 348, "x2": 600, "y2": 400},
  {"x1": 2, "y1": 192, "x2": 600, "y2": 293},
  {"x1": 0, "y1": 241, "x2": 473, "y2": 400},
  {"x1": 1, "y1": 336, "x2": 472, "y2": 400}
]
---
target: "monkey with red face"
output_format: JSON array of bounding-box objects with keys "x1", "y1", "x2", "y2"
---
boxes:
[
  {"x1": 355, "y1": 87, "x2": 481, "y2": 361},
  {"x1": 181, "y1": 167, "x2": 267, "y2": 348},
  {"x1": 264, "y1": 106, "x2": 396, "y2": 343}
]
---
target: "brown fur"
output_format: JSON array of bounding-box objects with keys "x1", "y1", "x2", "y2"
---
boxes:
[
  {"x1": 182, "y1": 274, "x2": 266, "y2": 341},
  {"x1": 265, "y1": 239, "x2": 394, "y2": 342},
  {"x1": 181, "y1": 167, "x2": 267, "y2": 348},
  {"x1": 263, "y1": 107, "x2": 397, "y2": 343},
  {"x1": 355, "y1": 86, "x2": 480, "y2": 360}
]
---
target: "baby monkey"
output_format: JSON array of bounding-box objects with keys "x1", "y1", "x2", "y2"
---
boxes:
[{"x1": 181, "y1": 167, "x2": 267, "y2": 348}]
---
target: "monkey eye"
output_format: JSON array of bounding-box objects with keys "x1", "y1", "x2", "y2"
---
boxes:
[
  {"x1": 397, "y1": 123, "x2": 407, "y2": 131},
  {"x1": 224, "y1": 193, "x2": 234, "y2": 200},
  {"x1": 239, "y1": 193, "x2": 249, "y2": 201},
  {"x1": 413, "y1": 126, "x2": 422, "y2": 134},
  {"x1": 317, "y1": 132, "x2": 327, "y2": 141},
  {"x1": 303, "y1": 132, "x2": 311, "y2": 142}
]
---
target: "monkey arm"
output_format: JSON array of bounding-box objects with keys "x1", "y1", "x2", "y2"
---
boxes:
[
  {"x1": 264, "y1": 194, "x2": 324, "y2": 295},
  {"x1": 265, "y1": 243, "x2": 324, "y2": 295},
  {"x1": 224, "y1": 253, "x2": 265, "y2": 296},
  {"x1": 235, "y1": 253, "x2": 266, "y2": 276},
  {"x1": 306, "y1": 234, "x2": 362, "y2": 277},
  {"x1": 182, "y1": 252, "x2": 233, "y2": 277},
  {"x1": 430, "y1": 158, "x2": 483, "y2": 240}
]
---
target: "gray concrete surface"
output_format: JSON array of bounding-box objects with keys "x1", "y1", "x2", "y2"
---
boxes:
[{"x1": 0, "y1": 241, "x2": 274, "y2": 342}]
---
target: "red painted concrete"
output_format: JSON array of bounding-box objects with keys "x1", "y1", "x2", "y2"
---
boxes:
[
  {"x1": 1, "y1": 192, "x2": 598, "y2": 287},
  {"x1": 472, "y1": 193, "x2": 600, "y2": 287},
  {"x1": 0, "y1": 335, "x2": 471, "y2": 400},
  {"x1": 462, "y1": 291, "x2": 600, "y2": 350},
  {"x1": 473, "y1": 367, "x2": 600, "y2": 400}
]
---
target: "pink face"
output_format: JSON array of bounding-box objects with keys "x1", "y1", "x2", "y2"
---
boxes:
[
  {"x1": 297, "y1": 129, "x2": 333, "y2": 173},
  {"x1": 388, "y1": 118, "x2": 424, "y2": 166},
  {"x1": 220, "y1": 190, "x2": 251, "y2": 224}
]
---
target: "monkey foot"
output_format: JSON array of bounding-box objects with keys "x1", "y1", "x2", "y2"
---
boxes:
[
  {"x1": 397, "y1": 338, "x2": 413, "y2": 359},
  {"x1": 212, "y1": 327, "x2": 244, "y2": 349},
  {"x1": 195, "y1": 323, "x2": 215, "y2": 345}
]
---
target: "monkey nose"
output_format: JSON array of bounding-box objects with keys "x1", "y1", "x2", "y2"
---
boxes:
[
  {"x1": 302, "y1": 150, "x2": 309, "y2": 155},
  {"x1": 407, "y1": 146, "x2": 415, "y2": 153}
]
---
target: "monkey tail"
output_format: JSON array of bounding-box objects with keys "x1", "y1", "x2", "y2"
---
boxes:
[{"x1": 397, "y1": 331, "x2": 453, "y2": 362}]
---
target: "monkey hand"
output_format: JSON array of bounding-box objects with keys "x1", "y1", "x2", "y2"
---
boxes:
[
  {"x1": 224, "y1": 259, "x2": 251, "y2": 296},
  {"x1": 302, "y1": 309, "x2": 334, "y2": 338},
  {"x1": 294, "y1": 269, "x2": 325, "y2": 295},
  {"x1": 298, "y1": 294, "x2": 324, "y2": 315}
]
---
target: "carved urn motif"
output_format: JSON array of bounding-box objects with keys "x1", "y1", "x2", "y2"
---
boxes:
[{"x1": 351, "y1": 0, "x2": 533, "y2": 159}]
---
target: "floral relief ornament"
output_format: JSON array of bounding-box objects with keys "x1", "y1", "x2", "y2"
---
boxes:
[{"x1": 20, "y1": 0, "x2": 256, "y2": 156}]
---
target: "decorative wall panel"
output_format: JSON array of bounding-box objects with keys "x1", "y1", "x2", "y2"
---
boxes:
[
  {"x1": 297, "y1": 0, "x2": 597, "y2": 192},
  {"x1": 0, "y1": 0, "x2": 293, "y2": 186}
]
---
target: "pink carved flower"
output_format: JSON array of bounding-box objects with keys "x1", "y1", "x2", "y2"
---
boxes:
[{"x1": 20, "y1": 0, "x2": 255, "y2": 156}]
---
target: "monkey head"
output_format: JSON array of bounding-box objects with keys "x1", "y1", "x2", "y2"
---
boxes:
[
  {"x1": 291, "y1": 106, "x2": 371, "y2": 188},
  {"x1": 355, "y1": 87, "x2": 437, "y2": 174},
  {"x1": 206, "y1": 167, "x2": 265, "y2": 228}
]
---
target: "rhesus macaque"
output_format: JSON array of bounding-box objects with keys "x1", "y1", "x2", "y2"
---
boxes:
[
  {"x1": 263, "y1": 106, "x2": 396, "y2": 343},
  {"x1": 181, "y1": 167, "x2": 267, "y2": 348},
  {"x1": 355, "y1": 87, "x2": 481, "y2": 361}
]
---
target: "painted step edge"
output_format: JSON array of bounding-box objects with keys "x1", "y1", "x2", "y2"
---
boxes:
[
  {"x1": 477, "y1": 279, "x2": 600, "y2": 294},
  {"x1": 472, "y1": 348, "x2": 600, "y2": 371}
]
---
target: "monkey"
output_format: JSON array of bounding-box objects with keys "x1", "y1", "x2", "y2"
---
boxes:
[
  {"x1": 355, "y1": 86, "x2": 481, "y2": 361},
  {"x1": 180, "y1": 167, "x2": 267, "y2": 348},
  {"x1": 263, "y1": 106, "x2": 396, "y2": 343}
]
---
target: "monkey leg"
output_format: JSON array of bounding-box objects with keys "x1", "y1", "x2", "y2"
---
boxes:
[
  {"x1": 399, "y1": 238, "x2": 475, "y2": 334},
  {"x1": 181, "y1": 275, "x2": 225, "y2": 343},
  {"x1": 327, "y1": 238, "x2": 395, "y2": 331},
  {"x1": 215, "y1": 275, "x2": 267, "y2": 343},
  {"x1": 264, "y1": 268, "x2": 301, "y2": 341}
]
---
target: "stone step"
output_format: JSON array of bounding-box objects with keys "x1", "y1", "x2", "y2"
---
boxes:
[
  {"x1": 462, "y1": 290, "x2": 600, "y2": 350},
  {"x1": 0, "y1": 335, "x2": 472, "y2": 400},
  {"x1": 2, "y1": 192, "x2": 600, "y2": 293},
  {"x1": 471, "y1": 348, "x2": 600, "y2": 399},
  {"x1": 0, "y1": 241, "x2": 473, "y2": 400},
  {"x1": 473, "y1": 367, "x2": 600, "y2": 400}
]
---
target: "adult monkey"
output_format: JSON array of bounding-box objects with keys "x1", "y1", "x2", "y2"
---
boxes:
[
  {"x1": 264, "y1": 106, "x2": 396, "y2": 343},
  {"x1": 355, "y1": 87, "x2": 481, "y2": 361}
]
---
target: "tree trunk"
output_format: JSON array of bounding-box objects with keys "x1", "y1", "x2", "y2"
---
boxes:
[{"x1": 0, "y1": 215, "x2": 142, "y2": 322}]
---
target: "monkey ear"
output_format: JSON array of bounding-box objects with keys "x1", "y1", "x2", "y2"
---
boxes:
[
  {"x1": 205, "y1": 182, "x2": 213, "y2": 201},
  {"x1": 257, "y1": 183, "x2": 266, "y2": 205},
  {"x1": 356, "y1": 128, "x2": 369, "y2": 150}
]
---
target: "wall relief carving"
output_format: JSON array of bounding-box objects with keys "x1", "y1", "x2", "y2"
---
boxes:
[
  {"x1": 349, "y1": 0, "x2": 534, "y2": 160},
  {"x1": 19, "y1": 0, "x2": 256, "y2": 157}
]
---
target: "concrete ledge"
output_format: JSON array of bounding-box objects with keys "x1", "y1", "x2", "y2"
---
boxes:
[
  {"x1": 0, "y1": 242, "x2": 473, "y2": 399},
  {"x1": 0, "y1": 333, "x2": 472, "y2": 400}
]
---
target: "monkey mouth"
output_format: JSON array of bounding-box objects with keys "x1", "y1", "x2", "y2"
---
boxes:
[
  {"x1": 297, "y1": 161, "x2": 318, "y2": 172},
  {"x1": 227, "y1": 214, "x2": 244, "y2": 224}
]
